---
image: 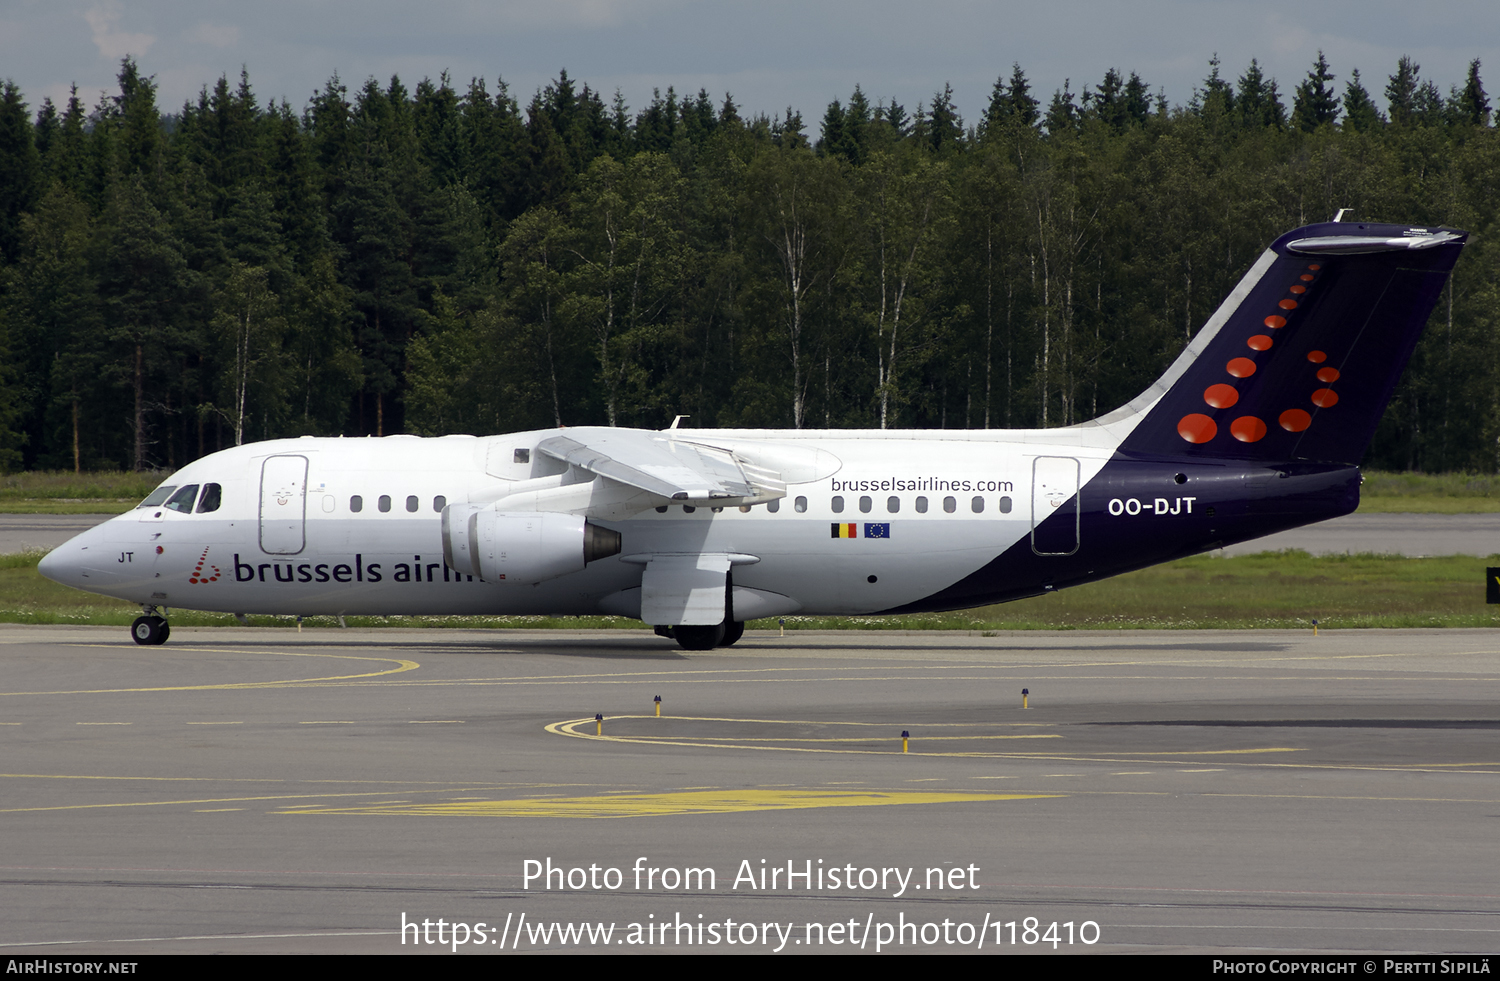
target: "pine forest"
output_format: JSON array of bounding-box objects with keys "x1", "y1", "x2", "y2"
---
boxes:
[{"x1": 0, "y1": 54, "x2": 1497, "y2": 475}]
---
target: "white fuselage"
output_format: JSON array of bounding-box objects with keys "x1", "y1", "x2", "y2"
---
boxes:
[{"x1": 40, "y1": 427, "x2": 1123, "y2": 620}]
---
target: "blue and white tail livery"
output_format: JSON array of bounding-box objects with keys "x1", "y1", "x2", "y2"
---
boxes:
[{"x1": 40, "y1": 220, "x2": 1467, "y2": 649}]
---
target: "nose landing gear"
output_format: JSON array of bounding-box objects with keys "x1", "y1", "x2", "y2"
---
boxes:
[{"x1": 131, "y1": 606, "x2": 170, "y2": 645}]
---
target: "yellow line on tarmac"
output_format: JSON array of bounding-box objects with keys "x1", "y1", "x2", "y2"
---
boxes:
[
  {"x1": 0, "y1": 649, "x2": 419, "y2": 695},
  {"x1": 280, "y1": 788, "x2": 1062, "y2": 819}
]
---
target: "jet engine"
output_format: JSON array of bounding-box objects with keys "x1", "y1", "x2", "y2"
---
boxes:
[{"x1": 442, "y1": 506, "x2": 621, "y2": 584}]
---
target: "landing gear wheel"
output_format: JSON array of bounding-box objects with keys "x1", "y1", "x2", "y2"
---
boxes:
[
  {"x1": 719, "y1": 620, "x2": 745, "y2": 647},
  {"x1": 131, "y1": 615, "x2": 169, "y2": 646},
  {"x1": 673, "y1": 623, "x2": 725, "y2": 651}
]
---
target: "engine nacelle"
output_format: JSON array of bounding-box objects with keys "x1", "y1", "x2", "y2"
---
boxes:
[{"x1": 442, "y1": 506, "x2": 621, "y2": 584}]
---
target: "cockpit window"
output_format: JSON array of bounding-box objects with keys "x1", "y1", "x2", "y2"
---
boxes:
[
  {"x1": 196, "y1": 483, "x2": 222, "y2": 513},
  {"x1": 164, "y1": 484, "x2": 200, "y2": 513},
  {"x1": 138, "y1": 485, "x2": 178, "y2": 508}
]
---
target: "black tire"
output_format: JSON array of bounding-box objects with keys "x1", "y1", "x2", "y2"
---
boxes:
[
  {"x1": 674, "y1": 623, "x2": 725, "y2": 651},
  {"x1": 131, "y1": 615, "x2": 168, "y2": 646},
  {"x1": 719, "y1": 620, "x2": 745, "y2": 647}
]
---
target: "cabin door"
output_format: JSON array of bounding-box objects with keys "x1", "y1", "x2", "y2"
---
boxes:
[{"x1": 259, "y1": 455, "x2": 308, "y2": 555}]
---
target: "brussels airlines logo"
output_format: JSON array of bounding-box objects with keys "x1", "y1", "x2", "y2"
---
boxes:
[{"x1": 189, "y1": 547, "x2": 221, "y2": 584}]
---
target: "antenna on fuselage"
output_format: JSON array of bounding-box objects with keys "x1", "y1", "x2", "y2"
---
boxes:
[
  {"x1": 669, "y1": 415, "x2": 690, "y2": 430},
  {"x1": 1332, "y1": 208, "x2": 1351, "y2": 222}
]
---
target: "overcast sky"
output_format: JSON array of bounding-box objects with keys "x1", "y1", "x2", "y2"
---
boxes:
[{"x1": 3, "y1": 0, "x2": 1498, "y2": 125}]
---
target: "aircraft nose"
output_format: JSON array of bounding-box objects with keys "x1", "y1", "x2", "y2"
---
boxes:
[{"x1": 37, "y1": 543, "x2": 72, "y2": 585}]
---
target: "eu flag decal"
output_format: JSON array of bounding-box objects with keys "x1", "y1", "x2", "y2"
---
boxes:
[
  {"x1": 831, "y1": 523, "x2": 857, "y2": 539},
  {"x1": 864, "y1": 523, "x2": 890, "y2": 539}
]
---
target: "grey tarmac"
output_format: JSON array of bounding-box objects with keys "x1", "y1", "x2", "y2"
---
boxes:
[{"x1": 0, "y1": 624, "x2": 1498, "y2": 955}]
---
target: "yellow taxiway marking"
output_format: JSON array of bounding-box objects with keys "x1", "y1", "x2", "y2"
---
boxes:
[
  {"x1": 279, "y1": 788, "x2": 1061, "y2": 819},
  {"x1": 0, "y1": 649, "x2": 419, "y2": 696}
]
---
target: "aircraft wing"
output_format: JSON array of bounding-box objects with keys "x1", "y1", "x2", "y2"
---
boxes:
[{"x1": 535, "y1": 430, "x2": 784, "y2": 504}]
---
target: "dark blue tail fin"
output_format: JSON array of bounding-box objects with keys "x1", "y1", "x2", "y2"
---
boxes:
[{"x1": 1115, "y1": 221, "x2": 1467, "y2": 465}]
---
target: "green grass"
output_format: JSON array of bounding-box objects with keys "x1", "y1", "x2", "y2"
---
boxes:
[
  {"x1": 1356, "y1": 471, "x2": 1500, "y2": 513},
  {"x1": 4, "y1": 548, "x2": 1496, "y2": 631},
  {"x1": 0, "y1": 471, "x2": 166, "y2": 514}
]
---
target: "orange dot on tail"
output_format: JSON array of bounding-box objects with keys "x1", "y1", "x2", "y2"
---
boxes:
[
  {"x1": 1264, "y1": 315, "x2": 1286, "y2": 329},
  {"x1": 1309, "y1": 264, "x2": 1321, "y2": 270},
  {"x1": 1307, "y1": 350, "x2": 1327, "y2": 363},
  {"x1": 1178, "y1": 414, "x2": 1218, "y2": 443},
  {"x1": 1311, "y1": 388, "x2": 1339, "y2": 408},
  {"x1": 1247, "y1": 334, "x2": 1272, "y2": 351},
  {"x1": 1289, "y1": 284, "x2": 1306, "y2": 294},
  {"x1": 1280, "y1": 408, "x2": 1312, "y2": 432},
  {"x1": 1226, "y1": 357, "x2": 1257, "y2": 378},
  {"x1": 1300, "y1": 274, "x2": 1314, "y2": 282},
  {"x1": 1317, "y1": 367, "x2": 1340, "y2": 383},
  {"x1": 1278, "y1": 299, "x2": 1298, "y2": 310},
  {"x1": 1204, "y1": 384, "x2": 1239, "y2": 408},
  {"x1": 1230, "y1": 416, "x2": 1267, "y2": 442}
]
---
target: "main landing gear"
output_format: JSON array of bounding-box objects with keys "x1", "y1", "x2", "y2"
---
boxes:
[
  {"x1": 655, "y1": 621, "x2": 745, "y2": 650},
  {"x1": 131, "y1": 606, "x2": 170, "y2": 646}
]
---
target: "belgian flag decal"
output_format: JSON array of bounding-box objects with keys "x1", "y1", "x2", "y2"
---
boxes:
[{"x1": 831, "y1": 523, "x2": 858, "y2": 538}]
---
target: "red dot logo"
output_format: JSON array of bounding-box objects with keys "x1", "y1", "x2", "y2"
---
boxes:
[
  {"x1": 1178, "y1": 414, "x2": 1218, "y2": 443},
  {"x1": 1278, "y1": 299, "x2": 1298, "y2": 310},
  {"x1": 1247, "y1": 335, "x2": 1272, "y2": 351},
  {"x1": 1280, "y1": 409, "x2": 1312, "y2": 432},
  {"x1": 190, "y1": 547, "x2": 221, "y2": 584},
  {"x1": 1299, "y1": 274, "x2": 1314, "y2": 282},
  {"x1": 1308, "y1": 264, "x2": 1322, "y2": 271},
  {"x1": 1226, "y1": 357, "x2": 1257, "y2": 378},
  {"x1": 1316, "y1": 367, "x2": 1340, "y2": 383},
  {"x1": 1311, "y1": 389, "x2": 1339, "y2": 408},
  {"x1": 1230, "y1": 417, "x2": 1267, "y2": 442},
  {"x1": 1289, "y1": 284, "x2": 1306, "y2": 294},
  {"x1": 1307, "y1": 350, "x2": 1327, "y2": 363},
  {"x1": 1204, "y1": 384, "x2": 1239, "y2": 408},
  {"x1": 1264, "y1": 315, "x2": 1287, "y2": 329}
]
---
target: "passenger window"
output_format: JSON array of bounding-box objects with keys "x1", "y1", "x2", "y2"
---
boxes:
[
  {"x1": 139, "y1": 485, "x2": 177, "y2": 508},
  {"x1": 433, "y1": 495, "x2": 447, "y2": 512},
  {"x1": 514, "y1": 448, "x2": 530, "y2": 464},
  {"x1": 196, "y1": 483, "x2": 222, "y2": 513},
  {"x1": 378, "y1": 495, "x2": 392, "y2": 513},
  {"x1": 887, "y1": 496, "x2": 900, "y2": 513},
  {"x1": 972, "y1": 496, "x2": 985, "y2": 513},
  {"x1": 165, "y1": 484, "x2": 199, "y2": 513},
  {"x1": 350, "y1": 495, "x2": 363, "y2": 513},
  {"x1": 943, "y1": 496, "x2": 957, "y2": 513},
  {"x1": 915, "y1": 496, "x2": 928, "y2": 513},
  {"x1": 406, "y1": 495, "x2": 419, "y2": 512},
  {"x1": 767, "y1": 499, "x2": 780, "y2": 513},
  {"x1": 795, "y1": 496, "x2": 808, "y2": 513},
  {"x1": 999, "y1": 495, "x2": 1013, "y2": 514},
  {"x1": 859, "y1": 496, "x2": 872, "y2": 513},
  {"x1": 831, "y1": 496, "x2": 844, "y2": 514}
]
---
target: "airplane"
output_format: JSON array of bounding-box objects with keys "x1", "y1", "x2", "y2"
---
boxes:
[{"x1": 39, "y1": 219, "x2": 1467, "y2": 650}]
